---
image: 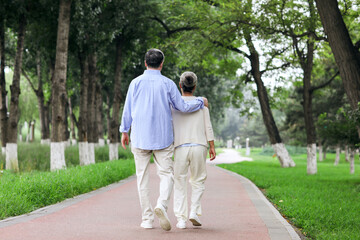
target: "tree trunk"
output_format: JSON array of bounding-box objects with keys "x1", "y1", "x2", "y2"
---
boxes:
[
  {"x1": 307, "y1": 143, "x2": 317, "y2": 174},
  {"x1": 87, "y1": 53, "x2": 98, "y2": 164},
  {"x1": 301, "y1": 36, "x2": 317, "y2": 175},
  {"x1": 26, "y1": 120, "x2": 31, "y2": 142},
  {"x1": 318, "y1": 141, "x2": 323, "y2": 162},
  {"x1": 0, "y1": 16, "x2": 7, "y2": 155},
  {"x1": 349, "y1": 148, "x2": 355, "y2": 174},
  {"x1": 109, "y1": 37, "x2": 123, "y2": 160},
  {"x1": 244, "y1": 32, "x2": 295, "y2": 167},
  {"x1": 106, "y1": 94, "x2": 111, "y2": 144},
  {"x1": 345, "y1": 145, "x2": 349, "y2": 162},
  {"x1": 323, "y1": 146, "x2": 327, "y2": 160},
  {"x1": 315, "y1": 0, "x2": 360, "y2": 137},
  {"x1": 334, "y1": 144, "x2": 340, "y2": 165},
  {"x1": 34, "y1": 52, "x2": 51, "y2": 144},
  {"x1": 68, "y1": 97, "x2": 76, "y2": 145},
  {"x1": 41, "y1": 62, "x2": 53, "y2": 145},
  {"x1": 6, "y1": 13, "x2": 26, "y2": 171},
  {"x1": 78, "y1": 53, "x2": 89, "y2": 165},
  {"x1": 51, "y1": 0, "x2": 72, "y2": 171},
  {"x1": 96, "y1": 81, "x2": 104, "y2": 146},
  {"x1": 63, "y1": 99, "x2": 70, "y2": 146},
  {"x1": 41, "y1": 104, "x2": 51, "y2": 144}
]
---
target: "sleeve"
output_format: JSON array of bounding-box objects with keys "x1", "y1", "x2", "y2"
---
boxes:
[
  {"x1": 169, "y1": 81, "x2": 204, "y2": 112},
  {"x1": 119, "y1": 82, "x2": 134, "y2": 133},
  {"x1": 203, "y1": 107, "x2": 215, "y2": 142}
]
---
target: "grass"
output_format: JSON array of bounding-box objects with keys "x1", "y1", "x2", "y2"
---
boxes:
[
  {"x1": 219, "y1": 147, "x2": 360, "y2": 240},
  {"x1": 0, "y1": 158, "x2": 135, "y2": 220},
  {"x1": 0, "y1": 143, "x2": 133, "y2": 172}
]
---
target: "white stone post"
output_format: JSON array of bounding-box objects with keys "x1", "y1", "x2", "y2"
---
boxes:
[
  {"x1": 334, "y1": 145, "x2": 340, "y2": 166},
  {"x1": 79, "y1": 141, "x2": 89, "y2": 165},
  {"x1": 246, "y1": 138, "x2": 250, "y2": 156},
  {"x1": 30, "y1": 121, "x2": 35, "y2": 142},
  {"x1": 50, "y1": 142, "x2": 66, "y2": 171},
  {"x1": 5, "y1": 143, "x2": 18, "y2": 171},
  {"x1": 88, "y1": 142, "x2": 96, "y2": 164},
  {"x1": 109, "y1": 143, "x2": 119, "y2": 161},
  {"x1": 227, "y1": 140, "x2": 233, "y2": 149},
  {"x1": 307, "y1": 143, "x2": 317, "y2": 174},
  {"x1": 98, "y1": 138, "x2": 105, "y2": 147},
  {"x1": 350, "y1": 148, "x2": 355, "y2": 174},
  {"x1": 318, "y1": 144, "x2": 323, "y2": 162}
]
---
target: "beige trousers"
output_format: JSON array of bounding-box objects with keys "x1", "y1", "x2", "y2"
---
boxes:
[
  {"x1": 131, "y1": 144, "x2": 174, "y2": 223},
  {"x1": 173, "y1": 145, "x2": 207, "y2": 221}
]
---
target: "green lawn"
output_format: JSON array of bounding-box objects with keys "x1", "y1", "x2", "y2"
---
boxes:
[
  {"x1": 219, "y1": 147, "x2": 360, "y2": 240},
  {"x1": 0, "y1": 143, "x2": 135, "y2": 220},
  {"x1": 0, "y1": 159, "x2": 135, "y2": 220}
]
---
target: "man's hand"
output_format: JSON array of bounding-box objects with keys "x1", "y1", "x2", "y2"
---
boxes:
[
  {"x1": 121, "y1": 132, "x2": 129, "y2": 149},
  {"x1": 202, "y1": 97, "x2": 208, "y2": 108},
  {"x1": 209, "y1": 147, "x2": 216, "y2": 161}
]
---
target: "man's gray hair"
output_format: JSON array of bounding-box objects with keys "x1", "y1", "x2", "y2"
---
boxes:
[{"x1": 145, "y1": 48, "x2": 165, "y2": 68}]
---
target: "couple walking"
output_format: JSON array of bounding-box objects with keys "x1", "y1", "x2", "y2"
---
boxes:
[{"x1": 119, "y1": 48, "x2": 216, "y2": 231}]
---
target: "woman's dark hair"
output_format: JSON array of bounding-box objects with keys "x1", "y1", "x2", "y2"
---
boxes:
[{"x1": 145, "y1": 49, "x2": 164, "y2": 68}]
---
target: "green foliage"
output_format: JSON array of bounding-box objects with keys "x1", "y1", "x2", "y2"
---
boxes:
[
  {"x1": 0, "y1": 159, "x2": 135, "y2": 220},
  {"x1": 221, "y1": 148, "x2": 360, "y2": 239},
  {"x1": 217, "y1": 108, "x2": 270, "y2": 147},
  {"x1": 317, "y1": 106, "x2": 360, "y2": 148}
]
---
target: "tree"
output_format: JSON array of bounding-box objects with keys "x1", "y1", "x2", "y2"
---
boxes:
[
  {"x1": 50, "y1": 0, "x2": 72, "y2": 171},
  {"x1": 108, "y1": 35, "x2": 123, "y2": 160},
  {"x1": 159, "y1": 0, "x2": 295, "y2": 167},
  {"x1": 22, "y1": 53, "x2": 52, "y2": 145},
  {"x1": 315, "y1": 0, "x2": 360, "y2": 137},
  {"x1": 4, "y1": 5, "x2": 27, "y2": 171},
  {"x1": 101, "y1": 0, "x2": 157, "y2": 160},
  {"x1": 0, "y1": 2, "x2": 8, "y2": 155},
  {"x1": 21, "y1": 0, "x2": 58, "y2": 145},
  {"x1": 317, "y1": 107, "x2": 360, "y2": 173},
  {"x1": 70, "y1": 0, "x2": 106, "y2": 165},
  {"x1": 260, "y1": 0, "x2": 326, "y2": 174}
]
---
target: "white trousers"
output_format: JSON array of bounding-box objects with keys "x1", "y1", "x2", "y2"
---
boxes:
[
  {"x1": 131, "y1": 144, "x2": 174, "y2": 222},
  {"x1": 173, "y1": 145, "x2": 207, "y2": 221}
]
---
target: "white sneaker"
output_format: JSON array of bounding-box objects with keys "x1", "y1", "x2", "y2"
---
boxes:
[
  {"x1": 176, "y1": 220, "x2": 186, "y2": 229},
  {"x1": 140, "y1": 221, "x2": 153, "y2": 229},
  {"x1": 189, "y1": 213, "x2": 202, "y2": 226},
  {"x1": 154, "y1": 206, "x2": 171, "y2": 231}
]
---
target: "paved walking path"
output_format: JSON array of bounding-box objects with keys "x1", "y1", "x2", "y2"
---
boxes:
[{"x1": 0, "y1": 149, "x2": 300, "y2": 240}]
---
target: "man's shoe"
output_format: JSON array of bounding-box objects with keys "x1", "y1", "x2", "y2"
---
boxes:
[
  {"x1": 176, "y1": 220, "x2": 186, "y2": 229},
  {"x1": 154, "y1": 206, "x2": 171, "y2": 231},
  {"x1": 189, "y1": 213, "x2": 202, "y2": 226},
  {"x1": 140, "y1": 221, "x2": 153, "y2": 229}
]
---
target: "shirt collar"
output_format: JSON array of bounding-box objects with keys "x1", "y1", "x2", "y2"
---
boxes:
[{"x1": 144, "y1": 69, "x2": 162, "y2": 75}]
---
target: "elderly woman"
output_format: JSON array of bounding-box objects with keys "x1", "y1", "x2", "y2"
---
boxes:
[{"x1": 171, "y1": 71, "x2": 216, "y2": 229}]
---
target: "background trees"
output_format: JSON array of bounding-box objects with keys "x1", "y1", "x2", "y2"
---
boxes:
[{"x1": 0, "y1": 0, "x2": 358, "y2": 173}]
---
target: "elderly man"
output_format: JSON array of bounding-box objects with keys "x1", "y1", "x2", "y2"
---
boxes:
[{"x1": 120, "y1": 49, "x2": 208, "y2": 231}]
